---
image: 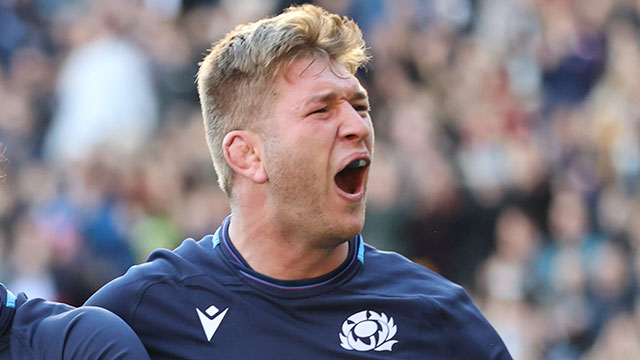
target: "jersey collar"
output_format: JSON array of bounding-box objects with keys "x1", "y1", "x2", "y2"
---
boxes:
[{"x1": 212, "y1": 215, "x2": 364, "y2": 298}]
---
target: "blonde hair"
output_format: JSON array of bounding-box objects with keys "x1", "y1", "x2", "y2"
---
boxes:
[{"x1": 197, "y1": 4, "x2": 369, "y2": 195}]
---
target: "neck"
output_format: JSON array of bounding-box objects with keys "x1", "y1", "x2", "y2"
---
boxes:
[{"x1": 227, "y1": 209, "x2": 349, "y2": 281}]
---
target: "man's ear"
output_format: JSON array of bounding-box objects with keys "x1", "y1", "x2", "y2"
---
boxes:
[{"x1": 223, "y1": 130, "x2": 268, "y2": 184}]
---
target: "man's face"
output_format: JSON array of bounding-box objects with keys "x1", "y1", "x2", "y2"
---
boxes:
[{"x1": 262, "y1": 56, "x2": 374, "y2": 244}]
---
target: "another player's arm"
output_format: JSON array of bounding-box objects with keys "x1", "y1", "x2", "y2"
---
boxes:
[{"x1": 1, "y1": 283, "x2": 150, "y2": 360}]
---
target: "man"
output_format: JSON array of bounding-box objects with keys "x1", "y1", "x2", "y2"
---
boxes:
[{"x1": 86, "y1": 5, "x2": 512, "y2": 359}]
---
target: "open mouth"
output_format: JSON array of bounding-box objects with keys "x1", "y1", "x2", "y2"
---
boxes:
[{"x1": 335, "y1": 158, "x2": 369, "y2": 195}]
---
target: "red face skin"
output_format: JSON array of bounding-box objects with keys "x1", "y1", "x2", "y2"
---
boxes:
[
  {"x1": 225, "y1": 56, "x2": 374, "y2": 279},
  {"x1": 262, "y1": 55, "x2": 374, "y2": 247}
]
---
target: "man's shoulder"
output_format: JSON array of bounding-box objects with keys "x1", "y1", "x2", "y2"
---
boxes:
[
  {"x1": 113, "y1": 236, "x2": 217, "y2": 285},
  {"x1": 355, "y1": 243, "x2": 512, "y2": 359},
  {"x1": 84, "y1": 235, "x2": 228, "y2": 316},
  {"x1": 359, "y1": 243, "x2": 463, "y2": 297},
  {"x1": 355, "y1": 243, "x2": 483, "y2": 329}
]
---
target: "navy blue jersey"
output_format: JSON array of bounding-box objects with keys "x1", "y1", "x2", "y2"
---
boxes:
[
  {"x1": 0, "y1": 284, "x2": 150, "y2": 360},
  {"x1": 86, "y1": 217, "x2": 512, "y2": 359}
]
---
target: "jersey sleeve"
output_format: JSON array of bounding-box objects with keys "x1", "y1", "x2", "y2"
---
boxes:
[
  {"x1": 10, "y1": 301, "x2": 150, "y2": 360},
  {"x1": 2, "y1": 283, "x2": 150, "y2": 360}
]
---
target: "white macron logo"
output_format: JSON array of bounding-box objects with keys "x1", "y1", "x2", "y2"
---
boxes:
[
  {"x1": 339, "y1": 310, "x2": 398, "y2": 352},
  {"x1": 196, "y1": 304, "x2": 229, "y2": 342}
]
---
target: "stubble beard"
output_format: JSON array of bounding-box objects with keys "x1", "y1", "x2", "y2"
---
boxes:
[{"x1": 265, "y1": 144, "x2": 365, "y2": 248}]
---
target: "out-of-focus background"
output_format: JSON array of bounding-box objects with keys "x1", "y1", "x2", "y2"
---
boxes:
[{"x1": 1, "y1": 0, "x2": 639, "y2": 358}]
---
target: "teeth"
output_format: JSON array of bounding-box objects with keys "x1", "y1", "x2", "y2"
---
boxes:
[{"x1": 347, "y1": 159, "x2": 366, "y2": 168}]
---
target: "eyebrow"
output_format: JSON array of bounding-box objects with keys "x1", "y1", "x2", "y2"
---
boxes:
[
  {"x1": 351, "y1": 89, "x2": 369, "y2": 102},
  {"x1": 304, "y1": 89, "x2": 369, "y2": 107}
]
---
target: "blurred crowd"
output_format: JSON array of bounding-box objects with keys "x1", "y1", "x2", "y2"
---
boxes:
[{"x1": 1, "y1": 0, "x2": 640, "y2": 358}]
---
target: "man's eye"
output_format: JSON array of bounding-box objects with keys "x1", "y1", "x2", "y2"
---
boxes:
[
  {"x1": 353, "y1": 104, "x2": 370, "y2": 112},
  {"x1": 310, "y1": 107, "x2": 328, "y2": 115}
]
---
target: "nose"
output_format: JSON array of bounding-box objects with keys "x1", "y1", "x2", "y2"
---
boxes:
[{"x1": 338, "y1": 102, "x2": 372, "y2": 144}]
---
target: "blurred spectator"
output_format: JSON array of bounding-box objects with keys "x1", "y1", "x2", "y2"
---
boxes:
[
  {"x1": 44, "y1": 1, "x2": 158, "y2": 166},
  {"x1": 584, "y1": 312, "x2": 640, "y2": 360},
  {"x1": 477, "y1": 207, "x2": 542, "y2": 359}
]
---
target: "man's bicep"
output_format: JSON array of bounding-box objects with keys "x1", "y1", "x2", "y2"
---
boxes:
[
  {"x1": 8, "y1": 299, "x2": 150, "y2": 360},
  {"x1": 35, "y1": 306, "x2": 150, "y2": 360}
]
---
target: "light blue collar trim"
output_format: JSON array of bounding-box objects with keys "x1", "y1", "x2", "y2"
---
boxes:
[
  {"x1": 3, "y1": 286, "x2": 16, "y2": 308},
  {"x1": 212, "y1": 226, "x2": 221, "y2": 249},
  {"x1": 357, "y1": 235, "x2": 365, "y2": 264}
]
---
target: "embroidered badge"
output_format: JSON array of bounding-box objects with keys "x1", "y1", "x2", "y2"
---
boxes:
[{"x1": 339, "y1": 310, "x2": 398, "y2": 352}]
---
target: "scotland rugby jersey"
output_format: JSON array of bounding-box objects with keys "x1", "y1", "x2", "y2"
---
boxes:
[
  {"x1": 0, "y1": 284, "x2": 149, "y2": 359},
  {"x1": 86, "y1": 216, "x2": 512, "y2": 359}
]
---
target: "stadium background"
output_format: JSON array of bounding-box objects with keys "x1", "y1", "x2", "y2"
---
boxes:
[{"x1": 1, "y1": 0, "x2": 640, "y2": 358}]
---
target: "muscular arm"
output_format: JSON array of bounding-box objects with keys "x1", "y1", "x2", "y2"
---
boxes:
[{"x1": 1, "y1": 284, "x2": 150, "y2": 360}]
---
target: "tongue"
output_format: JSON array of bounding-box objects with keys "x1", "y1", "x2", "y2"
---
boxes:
[{"x1": 335, "y1": 167, "x2": 361, "y2": 194}]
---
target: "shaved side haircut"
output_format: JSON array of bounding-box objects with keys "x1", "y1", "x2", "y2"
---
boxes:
[{"x1": 197, "y1": 4, "x2": 370, "y2": 195}]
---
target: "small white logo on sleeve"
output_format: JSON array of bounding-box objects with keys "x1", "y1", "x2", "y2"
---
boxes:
[
  {"x1": 196, "y1": 304, "x2": 229, "y2": 342},
  {"x1": 339, "y1": 310, "x2": 398, "y2": 352}
]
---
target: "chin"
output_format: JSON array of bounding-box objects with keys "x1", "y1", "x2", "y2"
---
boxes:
[{"x1": 333, "y1": 212, "x2": 366, "y2": 241}]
